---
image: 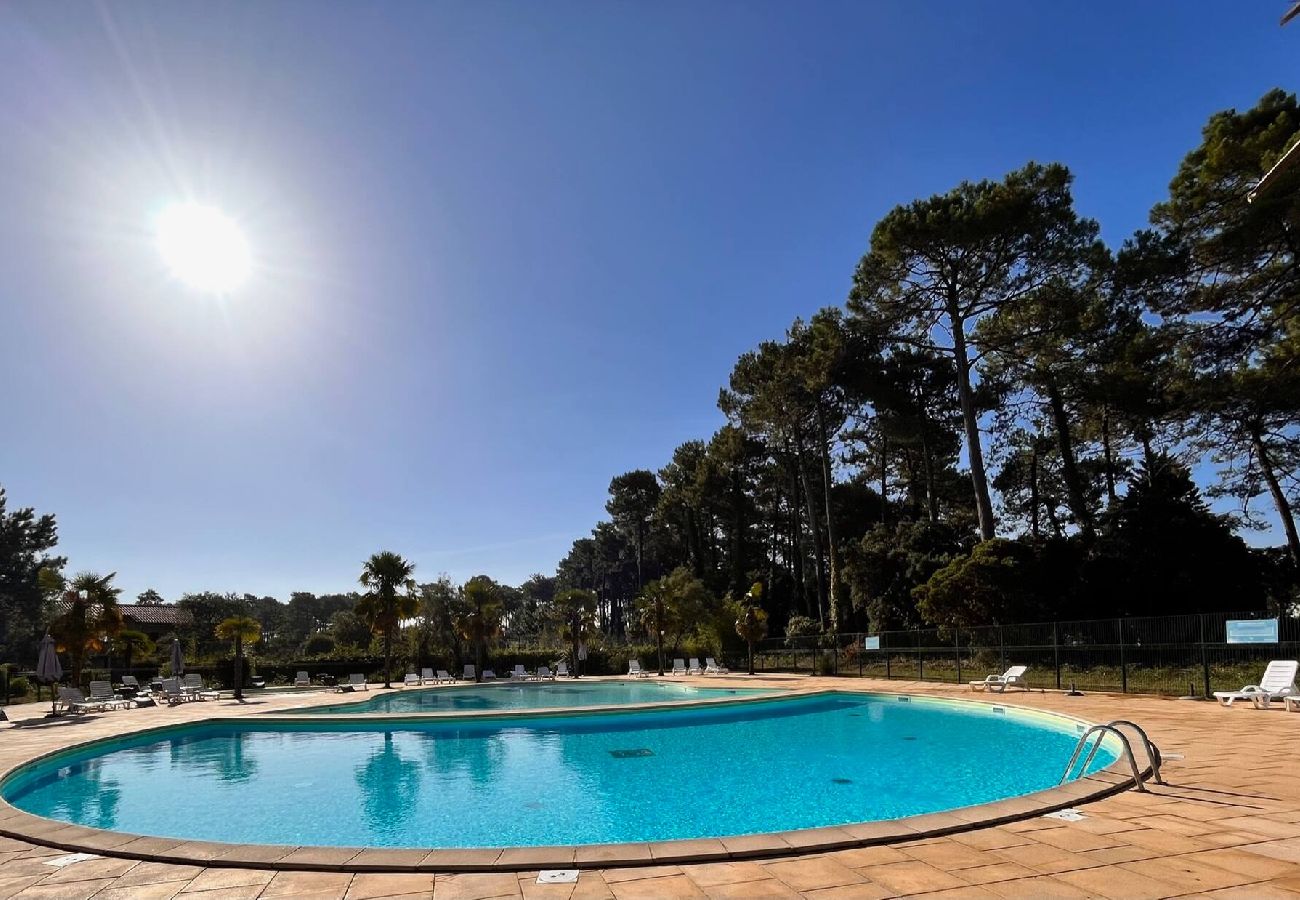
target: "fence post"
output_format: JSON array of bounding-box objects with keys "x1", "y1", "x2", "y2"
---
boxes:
[
  {"x1": 998, "y1": 625, "x2": 1006, "y2": 672},
  {"x1": 1200, "y1": 614, "x2": 1210, "y2": 699},
  {"x1": 1053, "y1": 622, "x2": 1061, "y2": 690},
  {"x1": 954, "y1": 629, "x2": 962, "y2": 685},
  {"x1": 917, "y1": 641, "x2": 924, "y2": 682},
  {"x1": 1119, "y1": 617, "x2": 1127, "y2": 693},
  {"x1": 858, "y1": 634, "x2": 863, "y2": 677},
  {"x1": 885, "y1": 652, "x2": 891, "y2": 680}
]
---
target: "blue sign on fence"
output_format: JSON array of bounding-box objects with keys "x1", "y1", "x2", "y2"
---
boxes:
[
  {"x1": 1226, "y1": 618, "x2": 1279, "y2": 644},
  {"x1": 863, "y1": 636, "x2": 881, "y2": 651}
]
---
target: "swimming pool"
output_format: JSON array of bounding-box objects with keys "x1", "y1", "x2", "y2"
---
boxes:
[
  {"x1": 291, "y1": 679, "x2": 769, "y2": 714},
  {"x1": 1, "y1": 693, "x2": 1116, "y2": 848}
]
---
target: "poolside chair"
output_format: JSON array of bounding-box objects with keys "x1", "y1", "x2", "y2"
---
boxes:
[
  {"x1": 969, "y1": 665, "x2": 1029, "y2": 693},
  {"x1": 705, "y1": 657, "x2": 729, "y2": 675},
  {"x1": 158, "y1": 678, "x2": 188, "y2": 706},
  {"x1": 88, "y1": 681, "x2": 129, "y2": 710},
  {"x1": 671, "y1": 659, "x2": 687, "y2": 676},
  {"x1": 509, "y1": 664, "x2": 530, "y2": 681},
  {"x1": 628, "y1": 660, "x2": 649, "y2": 678},
  {"x1": 688, "y1": 658, "x2": 703, "y2": 675},
  {"x1": 463, "y1": 664, "x2": 476, "y2": 682},
  {"x1": 536, "y1": 665, "x2": 553, "y2": 680},
  {"x1": 420, "y1": 667, "x2": 436, "y2": 684},
  {"x1": 482, "y1": 669, "x2": 497, "y2": 680},
  {"x1": 1214, "y1": 660, "x2": 1300, "y2": 708},
  {"x1": 183, "y1": 673, "x2": 220, "y2": 700},
  {"x1": 1285, "y1": 695, "x2": 1300, "y2": 713},
  {"x1": 348, "y1": 673, "x2": 368, "y2": 691},
  {"x1": 294, "y1": 671, "x2": 311, "y2": 687},
  {"x1": 434, "y1": 669, "x2": 455, "y2": 683},
  {"x1": 120, "y1": 674, "x2": 142, "y2": 692},
  {"x1": 57, "y1": 686, "x2": 100, "y2": 714},
  {"x1": 555, "y1": 661, "x2": 569, "y2": 678},
  {"x1": 403, "y1": 673, "x2": 421, "y2": 687}
]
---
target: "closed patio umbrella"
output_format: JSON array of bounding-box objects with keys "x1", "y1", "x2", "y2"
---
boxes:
[
  {"x1": 170, "y1": 639, "x2": 185, "y2": 677},
  {"x1": 36, "y1": 633, "x2": 63, "y2": 717}
]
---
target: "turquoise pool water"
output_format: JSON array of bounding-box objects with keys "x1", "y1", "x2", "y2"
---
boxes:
[
  {"x1": 1, "y1": 693, "x2": 1114, "y2": 848},
  {"x1": 292, "y1": 679, "x2": 768, "y2": 714}
]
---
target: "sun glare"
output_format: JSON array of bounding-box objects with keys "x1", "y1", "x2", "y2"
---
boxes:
[{"x1": 155, "y1": 203, "x2": 252, "y2": 294}]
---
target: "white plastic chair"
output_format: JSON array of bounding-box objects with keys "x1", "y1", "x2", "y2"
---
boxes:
[
  {"x1": 1214, "y1": 660, "x2": 1299, "y2": 708},
  {"x1": 969, "y1": 665, "x2": 1029, "y2": 692}
]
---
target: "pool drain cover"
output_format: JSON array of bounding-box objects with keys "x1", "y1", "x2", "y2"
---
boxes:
[
  {"x1": 831, "y1": 778, "x2": 853, "y2": 785},
  {"x1": 609, "y1": 748, "x2": 654, "y2": 758},
  {"x1": 538, "y1": 870, "x2": 579, "y2": 884}
]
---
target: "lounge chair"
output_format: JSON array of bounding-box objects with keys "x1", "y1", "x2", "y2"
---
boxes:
[
  {"x1": 1214, "y1": 660, "x2": 1300, "y2": 708},
  {"x1": 463, "y1": 664, "x2": 476, "y2": 682},
  {"x1": 158, "y1": 678, "x2": 188, "y2": 705},
  {"x1": 182, "y1": 673, "x2": 220, "y2": 700},
  {"x1": 671, "y1": 659, "x2": 687, "y2": 676},
  {"x1": 434, "y1": 669, "x2": 455, "y2": 683},
  {"x1": 348, "y1": 673, "x2": 368, "y2": 691},
  {"x1": 536, "y1": 665, "x2": 553, "y2": 680},
  {"x1": 508, "y1": 664, "x2": 531, "y2": 681},
  {"x1": 88, "y1": 681, "x2": 129, "y2": 710},
  {"x1": 628, "y1": 659, "x2": 649, "y2": 678},
  {"x1": 688, "y1": 658, "x2": 703, "y2": 675},
  {"x1": 57, "y1": 686, "x2": 101, "y2": 714},
  {"x1": 120, "y1": 674, "x2": 142, "y2": 693},
  {"x1": 294, "y1": 671, "x2": 311, "y2": 687},
  {"x1": 705, "y1": 657, "x2": 729, "y2": 675},
  {"x1": 403, "y1": 673, "x2": 421, "y2": 687},
  {"x1": 555, "y1": 661, "x2": 569, "y2": 678},
  {"x1": 420, "y1": 667, "x2": 436, "y2": 684},
  {"x1": 969, "y1": 665, "x2": 1029, "y2": 692},
  {"x1": 1284, "y1": 695, "x2": 1300, "y2": 713}
]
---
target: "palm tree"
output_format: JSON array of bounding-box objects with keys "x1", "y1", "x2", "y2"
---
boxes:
[
  {"x1": 215, "y1": 616, "x2": 262, "y2": 701},
  {"x1": 733, "y1": 583, "x2": 768, "y2": 676},
  {"x1": 51, "y1": 572, "x2": 124, "y2": 686},
  {"x1": 115, "y1": 629, "x2": 155, "y2": 676},
  {"x1": 357, "y1": 551, "x2": 418, "y2": 688},
  {"x1": 452, "y1": 576, "x2": 504, "y2": 682}
]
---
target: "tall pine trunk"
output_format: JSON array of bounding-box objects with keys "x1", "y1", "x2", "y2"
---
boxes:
[
  {"x1": 1046, "y1": 380, "x2": 1093, "y2": 536},
  {"x1": 815, "y1": 403, "x2": 841, "y2": 630},
  {"x1": 1252, "y1": 425, "x2": 1300, "y2": 567},
  {"x1": 795, "y1": 440, "x2": 828, "y2": 628},
  {"x1": 948, "y1": 305, "x2": 996, "y2": 540}
]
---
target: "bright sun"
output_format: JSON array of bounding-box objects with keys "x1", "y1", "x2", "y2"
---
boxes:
[{"x1": 155, "y1": 203, "x2": 252, "y2": 294}]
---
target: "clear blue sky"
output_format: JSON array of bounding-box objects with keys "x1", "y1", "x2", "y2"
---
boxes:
[{"x1": 0, "y1": 2, "x2": 1294, "y2": 602}]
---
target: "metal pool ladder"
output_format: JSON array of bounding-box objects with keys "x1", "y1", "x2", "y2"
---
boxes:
[{"x1": 1060, "y1": 720, "x2": 1164, "y2": 793}]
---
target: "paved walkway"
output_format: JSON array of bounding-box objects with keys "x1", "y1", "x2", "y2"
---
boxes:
[{"x1": 1, "y1": 676, "x2": 1299, "y2": 898}]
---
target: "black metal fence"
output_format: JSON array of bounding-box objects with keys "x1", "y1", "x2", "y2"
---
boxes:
[{"x1": 754, "y1": 611, "x2": 1300, "y2": 697}]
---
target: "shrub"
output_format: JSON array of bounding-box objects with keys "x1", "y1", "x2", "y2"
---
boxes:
[
  {"x1": 7, "y1": 675, "x2": 30, "y2": 698},
  {"x1": 303, "y1": 633, "x2": 337, "y2": 656}
]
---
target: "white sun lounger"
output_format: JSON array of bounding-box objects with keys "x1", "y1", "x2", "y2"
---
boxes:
[
  {"x1": 1214, "y1": 660, "x2": 1299, "y2": 708},
  {"x1": 509, "y1": 664, "x2": 531, "y2": 681},
  {"x1": 57, "y1": 686, "x2": 101, "y2": 714},
  {"x1": 403, "y1": 673, "x2": 420, "y2": 687},
  {"x1": 536, "y1": 665, "x2": 554, "y2": 680},
  {"x1": 463, "y1": 664, "x2": 476, "y2": 681},
  {"x1": 688, "y1": 658, "x2": 702, "y2": 675},
  {"x1": 420, "y1": 667, "x2": 436, "y2": 684},
  {"x1": 969, "y1": 665, "x2": 1029, "y2": 692},
  {"x1": 335, "y1": 673, "x2": 368, "y2": 692},
  {"x1": 555, "y1": 661, "x2": 569, "y2": 677},
  {"x1": 628, "y1": 659, "x2": 649, "y2": 678},
  {"x1": 434, "y1": 669, "x2": 455, "y2": 683},
  {"x1": 482, "y1": 668, "x2": 497, "y2": 680},
  {"x1": 705, "y1": 657, "x2": 729, "y2": 674},
  {"x1": 671, "y1": 659, "x2": 687, "y2": 676},
  {"x1": 294, "y1": 671, "x2": 310, "y2": 687}
]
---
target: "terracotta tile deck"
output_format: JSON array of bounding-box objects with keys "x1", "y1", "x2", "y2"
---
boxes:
[{"x1": 1, "y1": 675, "x2": 1299, "y2": 896}]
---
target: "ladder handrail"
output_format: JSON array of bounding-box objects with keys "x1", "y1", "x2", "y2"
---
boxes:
[
  {"x1": 1106, "y1": 719, "x2": 1164, "y2": 786},
  {"x1": 1060, "y1": 724, "x2": 1147, "y2": 792}
]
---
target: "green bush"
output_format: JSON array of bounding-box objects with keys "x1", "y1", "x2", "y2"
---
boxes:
[{"x1": 7, "y1": 675, "x2": 30, "y2": 698}]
